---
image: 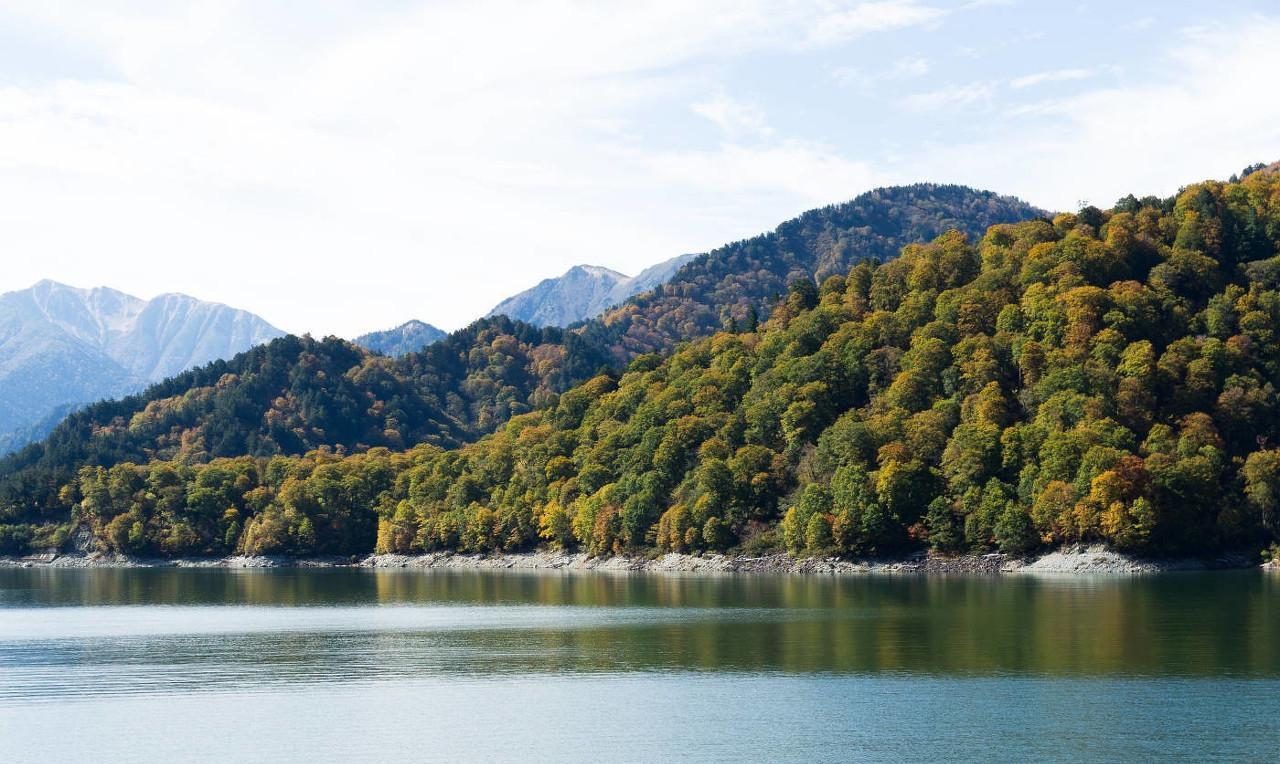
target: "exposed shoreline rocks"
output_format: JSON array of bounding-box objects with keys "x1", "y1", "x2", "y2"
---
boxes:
[{"x1": 0, "y1": 544, "x2": 1263, "y2": 574}]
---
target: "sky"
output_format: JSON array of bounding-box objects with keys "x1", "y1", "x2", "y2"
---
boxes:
[{"x1": 0, "y1": 1, "x2": 1278, "y2": 337}]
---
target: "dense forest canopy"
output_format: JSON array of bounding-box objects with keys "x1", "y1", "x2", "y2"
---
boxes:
[
  {"x1": 4, "y1": 170, "x2": 1280, "y2": 558},
  {"x1": 0, "y1": 184, "x2": 1034, "y2": 537},
  {"x1": 0, "y1": 318, "x2": 610, "y2": 524},
  {"x1": 581, "y1": 184, "x2": 1042, "y2": 361}
]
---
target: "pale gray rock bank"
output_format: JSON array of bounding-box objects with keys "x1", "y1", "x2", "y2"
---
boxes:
[{"x1": 1, "y1": 544, "x2": 1260, "y2": 574}]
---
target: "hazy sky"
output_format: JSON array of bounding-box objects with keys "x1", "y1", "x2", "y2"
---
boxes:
[{"x1": 1, "y1": 1, "x2": 1278, "y2": 336}]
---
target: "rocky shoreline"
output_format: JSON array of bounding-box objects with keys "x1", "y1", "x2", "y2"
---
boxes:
[{"x1": 0, "y1": 544, "x2": 1264, "y2": 574}]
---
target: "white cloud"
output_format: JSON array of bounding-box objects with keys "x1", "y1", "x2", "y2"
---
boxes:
[
  {"x1": 806, "y1": 1, "x2": 947, "y2": 46},
  {"x1": 1010, "y1": 67, "x2": 1098, "y2": 88},
  {"x1": 894, "y1": 57, "x2": 933, "y2": 77},
  {"x1": 900, "y1": 81, "x2": 997, "y2": 112},
  {"x1": 0, "y1": 0, "x2": 950, "y2": 335},
  {"x1": 832, "y1": 56, "x2": 930, "y2": 88},
  {"x1": 692, "y1": 93, "x2": 773, "y2": 139},
  {"x1": 642, "y1": 141, "x2": 885, "y2": 203},
  {"x1": 0, "y1": 2, "x2": 1274, "y2": 338},
  {"x1": 903, "y1": 17, "x2": 1280, "y2": 210}
]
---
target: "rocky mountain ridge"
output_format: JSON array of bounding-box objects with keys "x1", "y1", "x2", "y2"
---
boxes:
[
  {"x1": 0, "y1": 281, "x2": 283, "y2": 453},
  {"x1": 486, "y1": 254, "x2": 697, "y2": 327}
]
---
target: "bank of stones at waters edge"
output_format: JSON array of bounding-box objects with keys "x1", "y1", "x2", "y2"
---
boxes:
[{"x1": 1, "y1": 545, "x2": 1265, "y2": 574}]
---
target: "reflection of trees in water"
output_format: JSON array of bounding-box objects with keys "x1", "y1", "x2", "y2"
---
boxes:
[{"x1": 4, "y1": 569, "x2": 1279, "y2": 678}]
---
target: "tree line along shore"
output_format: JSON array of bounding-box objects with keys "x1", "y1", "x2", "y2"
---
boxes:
[{"x1": 5, "y1": 172, "x2": 1280, "y2": 567}]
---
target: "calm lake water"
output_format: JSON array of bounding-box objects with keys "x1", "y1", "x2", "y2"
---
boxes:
[{"x1": 1, "y1": 568, "x2": 1278, "y2": 763}]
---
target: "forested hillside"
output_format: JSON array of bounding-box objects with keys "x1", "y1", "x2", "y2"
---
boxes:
[
  {"x1": 0, "y1": 184, "x2": 1028, "y2": 541},
  {"x1": 582, "y1": 184, "x2": 1041, "y2": 360},
  {"x1": 0, "y1": 318, "x2": 610, "y2": 531},
  {"x1": 487, "y1": 185, "x2": 1035, "y2": 339},
  {"x1": 5, "y1": 171, "x2": 1280, "y2": 559}
]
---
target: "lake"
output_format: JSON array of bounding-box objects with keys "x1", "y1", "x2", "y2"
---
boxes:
[{"x1": 1, "y1": 567, "x2": 1278, "y2": 763}]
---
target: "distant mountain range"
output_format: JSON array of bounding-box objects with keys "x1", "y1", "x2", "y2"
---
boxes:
[
  {"x1": 0, "y1": 281, "x2": 283, "y2": 453},
  {"x1": 354, "y1": 252, "x2": 696, "y2": 354},
  {"x1": 1, "y1": 254, "x2": 681, "y2": 453},
  {"x1": 354, "y1": 320, "x2": 448, "y2": 357},
  {"x1": 486, "y1": 254, "x2": 697, "y2": 327}
]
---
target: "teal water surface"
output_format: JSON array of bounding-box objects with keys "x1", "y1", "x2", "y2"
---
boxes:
[{"x1": 1, "y1": 568, "x2": 1278, "y2": 762}]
